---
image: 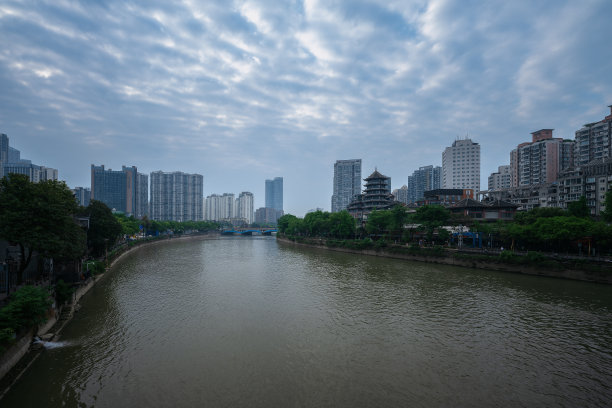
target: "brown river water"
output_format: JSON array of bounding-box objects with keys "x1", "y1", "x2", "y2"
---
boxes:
[{"x1": 2, "y1": 236, "x2": 611, "y2": 407}]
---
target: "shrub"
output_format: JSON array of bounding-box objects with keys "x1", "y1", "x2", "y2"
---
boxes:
[
  {"x1": 374, "y1": 239, "x2": 388, "y2": 250},
  {"x1": 55, "y1": 279, "x2": 74, "y2": 305},
  {"x1": 499, "y1": 250, "x2": 518, "y2": 263},
  {"x1": 525, "y1": 251, "x2": 546, "y2": 264},
  {"x1": 0, "y1": 286, "x2": 51, "y2": 333},
  {"x1": 0, "y1": 327, "x2": 16, "y2": 353}
]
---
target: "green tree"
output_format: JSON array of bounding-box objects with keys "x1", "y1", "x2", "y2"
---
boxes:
[
  {"x1": 0, "y1": 175, "x2": 87, "y2": 283},
  {"x1": 414, "y1": 205, "x2": 450, "y2": 242},
  {"x1": 82, "y1": 200, "x2": 122, "y2": 257},
  {"x1": 0, "y1": 285, "x2": 52, "y2": 332},
  {"x1": 303, "y1": 211, "x2": 330, "y2": 236},
  {"x1": 365, "y1": 209, "x2": 391, "y2": 236},
  {"x1": 115, "y1": 213, "x2": 141, "y2": 236},
  {"x1": 601, "y1": 190, "x2": 612, "y2": 223},
  {"x1": 567, "y1": 196, "x2": 590, "y2": 218},
  {"x1": 329, "y1": 210, "x2": 356, "y2": 239},
  {"x1": 277, "y1": 214, "x2": 294, "y2": 234},
  {"x1": 513, "y1": 207, "x2": 567, "y2": 225},
  {"x1": 388, "y1": 205, "x2": 409, "y2": 240}
]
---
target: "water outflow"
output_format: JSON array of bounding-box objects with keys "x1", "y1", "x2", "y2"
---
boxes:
[{"x1": 33, "y1": 337, "x2": 70, "y2": 349}]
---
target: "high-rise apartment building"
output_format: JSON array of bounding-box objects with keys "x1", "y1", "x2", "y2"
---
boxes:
[
  {"x1": 509, "y1": 129, "x2": 574, "y2": 187},
  {"x1": 150, "y1": 171, "x2": 203, "y2": 222},
  {"x1": 0, "y1": 133, "x2": 8, "y2": 163},
  {"x1": 72, "y1": 187, "x2": 91, "y2": 207},
  {"x1": 219, "y1": 193, "x2": 236, "y2": 220},
  {"x1": 574, "y1": 105, "x2": 612, "y2": 166},
  {"x1": 236, "y1": 192, "x2": 254, "y2": 224},
  {"x1": 407, "y1": 165, "x2": 441, "y2": 203},
  {"x1": 488, "y1": 165, "x2": 511, "y2": 190},
  {"x1": 1, "y1": 134, "x2": 58, "y2": 181},
  {"x1": 392, "y1": 185, "x2": 409, "y2": 204},
  {"x1": 331, "y1": 159, "x2": 362, "y2": 212},
  {"x1": 136, "y1": 173, "x2": 149, "y2": 218},
  {"x1": 204, "y1": 194, "x2": 220, "y2": 221},
  {"x1": 91, "y1": 165, "x2": 145, "y2": 216},
  {"x1": 265, "y1": 177, "x2": 283, "y2": 211},
  {"x1": 442, "y1": 138, "x2": 480, "y2": 191},
  {"x1": 255, "y1": 207, "x2": 284, "y2": 224}
]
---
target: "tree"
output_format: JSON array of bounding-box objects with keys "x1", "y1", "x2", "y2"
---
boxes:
[
  {"x1": 0, "y1": 175, "x2": 87, "y2": 283},
  {"x1": 277, "y1": 214, "x2": 298, "y2": 234},
  {"x1": 81, "y1": 200, "x2": 122, "y2": 257},
  {"x1": 329, "y1": 211, "x2": 356, "y2": 239},
  {"x1": 303, "y1": 211, "x2": 330, "y2": 236},
  {"x1": 389, "y1": 205, "x2": 409, "y2": 240},
  {"x1": 365, "y1": 209, "x2": 392, "y2": 236},
  {"x1": 567, "y1": 196, "x2": 590, "y2": 218},
  {"x1": 601, "y1": 191, "x2": 612, "y2": 223},
  {"x1": 414, "y1": 205, "x2": 450, "y2": 242}
]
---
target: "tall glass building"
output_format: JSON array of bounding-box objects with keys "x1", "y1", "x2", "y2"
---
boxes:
[
  {"x1": 331, "y1": 159, "x2": 362, "y2": 212},
  {"x1": 265, "y1": 177, "x2": 283, "y2": 211}
]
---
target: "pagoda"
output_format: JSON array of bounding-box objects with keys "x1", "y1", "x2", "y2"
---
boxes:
[{"x1": 346, "y1": 169, "x2": 396, "y2": 220}]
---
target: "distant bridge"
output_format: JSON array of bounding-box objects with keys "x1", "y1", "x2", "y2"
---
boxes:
[{"x1": 221, "y1": 228, "x2": 277, "y2": 236}]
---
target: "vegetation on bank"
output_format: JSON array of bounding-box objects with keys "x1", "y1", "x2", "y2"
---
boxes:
[
  {"x1": 0, "y1": 174, "x2": 221, "y2": 352},
  {"x1": 278, "y1": 194, "x2": 612, "y2": 256},
  {"x1": 0, "y1": 286, "x2": 51, "y2": 353}
]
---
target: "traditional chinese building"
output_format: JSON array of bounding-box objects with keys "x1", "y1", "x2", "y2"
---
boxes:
[{"x1": 346, "y1": 169, "x2": 396, "y2": 220}]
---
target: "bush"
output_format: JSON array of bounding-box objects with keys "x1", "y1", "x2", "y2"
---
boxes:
[
  {"x1": 55, "y1": 279, "x2": 74, "y2": 305},
  {"x1": 525, "y1": 251, "x2": 546, "y2": 264},
  {"x1": 0, "y1": 327, "x2": 16, "y2": 353},
  {"x1": 0, "y1": 286, "x2": 51, "y2": 333},
  {"x1": 499, "y1": 250, "x2": 518, "y2": 263},
  {"x1": 374, "y1": 239, "x2": 388, "y2": 250}
]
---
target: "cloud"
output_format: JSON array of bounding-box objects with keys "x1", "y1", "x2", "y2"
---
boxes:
[{"x1": 0, "y1": 0, "x2": 611, "y2": 215}]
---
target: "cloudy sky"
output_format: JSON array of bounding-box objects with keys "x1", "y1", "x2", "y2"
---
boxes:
[{"x1": 1, "y1": 0, "x2": 611, "y2": 216}]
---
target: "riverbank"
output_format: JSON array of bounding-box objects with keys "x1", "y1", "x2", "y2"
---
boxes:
[
  {"x1": 0, "y1": 231, "x2": 220, "y2": 398},
  {"x1": 277, "y1": 236, "x2": 612, "y2": 284}
]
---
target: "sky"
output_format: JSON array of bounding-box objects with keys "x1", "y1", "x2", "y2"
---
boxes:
[{"x1": 1, "y1": 0, "x2": 611, "y2": 217}]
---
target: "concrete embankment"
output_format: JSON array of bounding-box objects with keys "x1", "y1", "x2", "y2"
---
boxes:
[
  {"x1": 0, "y1": 232, "x2": 220, "y2": 395},
  {"x1": 277, "y1": 237, "x2": 612, "y2": 285}
]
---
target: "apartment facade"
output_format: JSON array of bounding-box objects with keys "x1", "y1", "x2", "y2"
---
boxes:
[
  {"x1": 442, "y1": 138, "x2": 480, "y2": 191},
  {"x1": 574, "y1": 105, "x2": 612, "y2": 166},
  {"x1": 488, "y1": 165, "x2": 511, "y2": 190},
  {"x1": 150, "y1": 171, "x2": 203, "y2": 221},
  {"x1": 331, "y1": 159, "x2": 362, "y2": 212},
  {"x1": 407, "y1": 165, "x2": 441, "y2": 203},
  {"x1": 236, "y1": 192, "x2": 254, "y2": 224},
  {"x1": 510, "y1": 129, "x2": 574, "y2": 187}
]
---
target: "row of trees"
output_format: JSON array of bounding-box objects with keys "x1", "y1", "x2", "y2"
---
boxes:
[
  {"x1": 278, "y1": 193, "x2": 612, "y2": 254},
  {"x1": 0, "y1": 174, "x2": 221, "y2": 284},
  {"x1": 278, "y1": 206, "x2": 453, "y2": 241},
  {"x1": 114, "y1": 213, "x2": 219, "y2": 237}
]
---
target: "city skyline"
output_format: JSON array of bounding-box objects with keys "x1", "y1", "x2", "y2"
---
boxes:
[{"x1": 1, "y1": 1, "x2": 611, "y2": 216}]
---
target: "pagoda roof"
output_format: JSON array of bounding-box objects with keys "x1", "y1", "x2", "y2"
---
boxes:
[{"x1": 364, "y1": 169, "x2": 388, "y2": 180}]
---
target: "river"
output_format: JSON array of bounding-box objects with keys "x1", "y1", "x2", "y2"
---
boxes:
[{"x1": 2, "y1": 236, "x2": 611, "y2": 407}]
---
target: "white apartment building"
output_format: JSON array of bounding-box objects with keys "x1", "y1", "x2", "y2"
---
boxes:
[
  {"x1": 442, "y1": 138, "x2": 480, "y2": 191},
  {"x1": 488, "y1": 165, "x2": 511, "y2": 190},
  {"x1": 236, "y1": 192, "x2": 254, "y2": 224},
  {"x1": 150, "y1": 171, "x2": 203, "y2": 221}
]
